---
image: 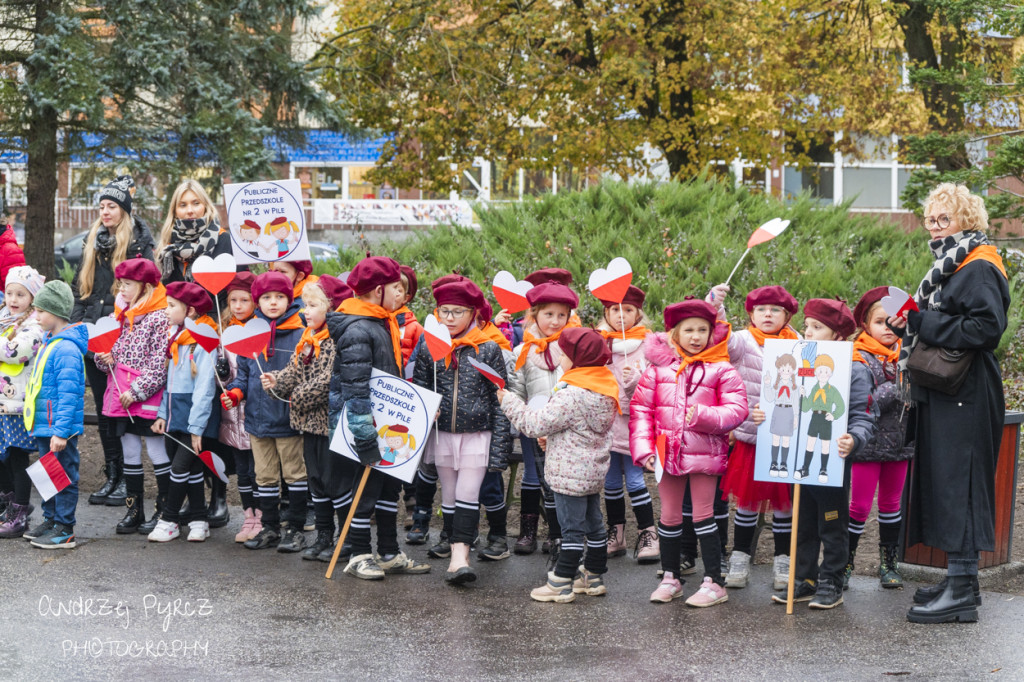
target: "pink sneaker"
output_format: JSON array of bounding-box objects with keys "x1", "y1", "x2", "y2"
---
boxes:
[
  {"x1": 235, "y1": 508, "x2": 262, "y2": 543},
  {"x1": 685, "y1": 577, "x2": 728, "y2": 607},
  {"x1": 650, "y1": 574, "x2": 684, "y2": 603}
]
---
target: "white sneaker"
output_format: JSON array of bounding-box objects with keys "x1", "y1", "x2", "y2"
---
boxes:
[
  {"x1": 187, "y1": 521, "x2": 210, "y2": 542},
  {"x1": 818, "y1": 471, "x2": 829, "y2": 484},
  {"x1": 773, "y1": 554, "x2": 791, "y2": 591},
  {"x1": 148, "y1": 519, "x2": 180, "y2": 542},
  {"x1": 724, "y1": 550, "x2": 751, "y2": 588}
]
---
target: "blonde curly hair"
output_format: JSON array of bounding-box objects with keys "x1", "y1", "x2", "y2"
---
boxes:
[{"x1": 924, "y1": 182, "x2": 988, "y2": 233}]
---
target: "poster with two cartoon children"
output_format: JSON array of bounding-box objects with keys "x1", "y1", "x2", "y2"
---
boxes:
[
  {"x1": 223, "y1": 179, "x2": 312, "y2": 265},
  {"x1": 753, "y1": 339, "x2": 853, "y2": 488}
]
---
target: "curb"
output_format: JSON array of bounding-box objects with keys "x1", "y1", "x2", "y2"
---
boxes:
[{"x1": 901, "y1": 560, "x2": 1024, "y2": 589}]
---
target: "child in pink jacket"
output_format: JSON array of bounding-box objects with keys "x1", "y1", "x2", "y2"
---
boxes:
[{"x1": 631, "y1": 298, "x2": 747, "y2": 607}]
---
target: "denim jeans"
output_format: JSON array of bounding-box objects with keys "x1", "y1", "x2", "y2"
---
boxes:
[
  {"x1": 553, "y1": 492, "x2": 607, "y2": 578},
  {"x1": 37, "y1": 436, "x2": 80, "y2": 527}
]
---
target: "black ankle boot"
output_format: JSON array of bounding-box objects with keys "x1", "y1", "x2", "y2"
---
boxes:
[
  {"x1": 116, "y1": 495, "x2": 144, "y2": 534},
  {"x1": 104, "y1": 465, "x2": 127, "y2": 506},
  {"x1": 208, "y1": 480, "x2": 229, "y2": 529},
  {"x1": 88, "y1": 463, "x2": 118, "y2": 505},
  {"x1": 907, "y1": 575, "x2": 978, "y2": 624},
  {"x1": 138, "y1": 493, "x2": 166, "y2": 534},
  {"x1": 913, "y1": 576, "x2": 982, "y2": 606}
]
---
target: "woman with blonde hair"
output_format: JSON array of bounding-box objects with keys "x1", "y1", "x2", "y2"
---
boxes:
[{"x1": 71, "y1": 176, "x2": 155, "y2": 508}]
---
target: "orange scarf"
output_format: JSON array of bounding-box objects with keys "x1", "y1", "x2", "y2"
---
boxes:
[
  {"x1": 560, "y1": 366, "x2": 621, "y2": 413},
  {"x1": 227, "y1": 315, "x2": 251, "y2": 327},
  {"x1": 169, "y1": 314, "x2": 216, "y2": 364},
  {"x1": 852, "y1": 331, "x2": 900, "y2": 365},
  {"x1": 294, "y1": 274, "x2": 320, "y2": 301},
  {"x1": 116, "y1": 284, "x2": 168, "y2": 331},
  {"x1": 515, "y1": 327, "x2": 563, "y2": 370},
  {"x1": 955, "y1": 245, "x2": 1008, "y2": 279},
  {"x1": 673, "y1": 324, "x2": 733, "y2": 377},
  {"x1": 339, "y1": 298, "x2": 403, "y2": 370},
  {"x1": 395, "y1": 305, "x2": 415, "y2": 321},
  {"x1": 598, "y1": 326, "x2": 648, "y2": 343},
  {"x1": 479, "y1": 321, "x2": 512, "y2": 352},
  {"x1": 295, "y1": 323, "x2": 330, "y2": 362},
  {"x1": 746, "y1": 324, "x2": 799, "y2": 347},
  {"x1": 444, "y1": 326, "x2": 492, "y2": 368},
  {"x1": 567, "y1": 312, "x2": 583, "y2": 329}
]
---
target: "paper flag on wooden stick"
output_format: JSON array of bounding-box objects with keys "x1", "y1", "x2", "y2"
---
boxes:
[
  {"x1": 222, "y1": 318, "x2": 271, "y2": 358},
  {"x1": 880, "y1": 286, "x2": 919, "y2": 319},
  {"x1": 747, "y1": 218, "x2": 791, "y2": 248},
  {"x1": 492, "y1": 271, "x2": 533, "y2": 314},
  {"x1": 467, "y1": 357, "x2": 505, "y2": 389},
  {"x1": 588, "y1": 257, "x2": 633, "y2": 303},
  {"x1": 654, "y1": 434, "x2": 667, "y2": 483},
  {"x1": 86, "y1": 317, "x2": 121, "y2": 354},
  {"x1": 190, "y1": 253, "x2": 237, "y2": 295},
  {"x1": 184, "y1": 318, "x2": 221, "y2": 353},
  {"x1": 423, "y1": 315, "x2": 453, "y2": 363},
  {"x1": 198, "y1": 450, "x2": 229, "y2": 483},
  {"x1": 27, "y1": 452, "x2": 71, "y2": 501}
]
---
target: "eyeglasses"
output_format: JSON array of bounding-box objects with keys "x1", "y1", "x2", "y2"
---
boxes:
[
  {"x1": 925, "y1": 214, "x2": 951, "y2": 228},
  {"x1": 437, "y1": 307, "x2": 471, "y2": 319}
]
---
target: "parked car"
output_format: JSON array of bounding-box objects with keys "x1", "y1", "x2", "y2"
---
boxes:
[
  {"x1": 54, "y1": 230, "x2": 89, "y2": 276},
  {"x1": 308, "y1": 241, "x2": 340, "y2": 261}
]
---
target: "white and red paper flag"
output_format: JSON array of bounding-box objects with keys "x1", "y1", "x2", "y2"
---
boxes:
[
  {"x1": 184, "y1": 318, "x2": 221, "y2": 353},
  {"x1": 467, "y1": 357, "x2": 505, "y2": 389},
  {"x1": 86, "y1": 317, "x2": 121, "y2": 354},
  {"x1": 27, "y1": 452, "x2": 71, "y2": 501},
  {"x1": 190, "y1": 253, "x2": 237, "y2": 295},
  {"x1": 588, "y1": 258, "x2": 633, "y2": 303},
  {"x1": 222, "y1": 318, "x2": 271, "y2": 358},
  {"x1": 198, "y1": 450, "x2": 229, "y2": 483},
  {"x1": 423, "y1": 315, "x2": 453, "y2": 363},
  {"x1": 492, "y1": 271, "x2": 533, "y2": 314},
  {"x1": 747, "y1": 217, "x2": 791, "y2": 248},
  {"x1": 880, "y1": 286, "x2": 919, "y2": 319}
]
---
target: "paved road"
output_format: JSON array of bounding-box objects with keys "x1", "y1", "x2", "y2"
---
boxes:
[{"x1": 2, "y1": 500, "x2": 1022, "y2": 680}]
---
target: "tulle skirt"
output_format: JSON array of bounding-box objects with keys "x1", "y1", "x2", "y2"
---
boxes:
[{"x1": 720, "y1": 440, "x2": 792, "y2": 512}]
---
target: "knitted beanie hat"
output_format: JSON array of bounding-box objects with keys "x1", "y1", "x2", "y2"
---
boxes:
[{"x1": 34, "y1": 280, "x2": 75, "y2": 321}]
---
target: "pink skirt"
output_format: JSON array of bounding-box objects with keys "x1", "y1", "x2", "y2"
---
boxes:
[{"x1": 426, "y1": 430, "x2": 491, "y2": 470}]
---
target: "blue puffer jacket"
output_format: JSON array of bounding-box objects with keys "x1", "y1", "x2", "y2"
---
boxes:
[
  {"x1": 158, "y1": 331, "x2": 220, "y2": 438},
  {"x1": 227, "y1": 302, "x2": 305, "y2": 439},
  {"x1": 28, "y1": 322, "x2": 89, "y2": 439}
]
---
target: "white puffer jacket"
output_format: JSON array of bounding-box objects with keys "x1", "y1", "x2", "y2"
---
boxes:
[
  {"x1": 606, "y1": 335, "x2": 647, "y2": 454},
  {"x1": 511, "y1": 332, "x2": 564, "y2": 402}
]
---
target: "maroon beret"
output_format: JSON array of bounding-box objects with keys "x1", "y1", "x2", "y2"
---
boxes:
[
  {"x1": 347, "y1": 256, "x2": 401, "y2": 296},
  {"x1": 803, "y1": 298, "x2": 856, "y2": 339},
  {"x1": 853, "y1": 286, "x2": 888, "y2": 327},
  {"x1": 114, "y1": 255, "x2": 160, "y2": 286},
  {"x1": 165, "y1": 281, "x2": 213, "y2": 315},
  {"x1": 225, "y1": 271, "x2": 255, "y2": 294},
  {"x1": 400, "y1": 265, "x2": 418, "y2": 300},
  {"x1": 558, "y1": 327, "x2": 611, "y2": 368},
  {"x1": 434, "y1": 280, "x2": 485, "y2": 310},
  {"x1": 479, "y1": 298, "x2": 494, "y2": 322},
  {"x1": 289, "y1": 260, "x2": 313, "y2": 277},
  {"x1": 431, "y1": 273, "x2": 467, "y2": 292},
  {"x1": 664, "y1": 296, "x2": 718, "y2": 330},
  {"x1": 526, "y1": 281, "x2": 579, "y2": 308},
  {"x1": 599, "y1": 284, "x2": 646, "y2": 309},
  {"x1": 525, "y1": 268, "x2": 573, "y2": 286},
  {"x1": 744, "y1": 285, "x2": 798, "y2": 315},
  {"x1": 251, "y1": 271, "x2": 294, "y2": 306},
  {"x1": 317, "y1": 274, "x2": 353, "y2": 310}
]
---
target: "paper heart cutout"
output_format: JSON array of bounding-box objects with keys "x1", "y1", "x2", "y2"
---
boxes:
[
  {"x1": 221, "y1": 318, "x2": 271, "y2": 358},
  {"x1": 86, "y1": 317, "x2": 122, "y2": 354},
  {"x1": 492, "y1": 271, "x2": 534, "y2": 314},
  {"x1": 588, "y1": 257, "x2": 633, "y2": 303},
  {"x1": 880, "y1": 286, "x2": 918, "y2": 318},
  {"x1": 191, "y1": 253, "x2": 237, "y2": 295},
  {"x1": 747, "y1": 217, "x2": 791, "y2": 248},
  {"x1": 184, "y1": 317, "x2": 221, "y2": 353},
  {"x1": 422, "y1": 315, "x2": 453, "y2": 363},
  {"x1": 198, "y1": 450, "x2": 229, "y2": 483},
  {"x1": 655, "y1": 433, "x2": 667, "y2": 483},
  {"x1": 466, "y1": 356, "x2": 505, "y2": 389}
]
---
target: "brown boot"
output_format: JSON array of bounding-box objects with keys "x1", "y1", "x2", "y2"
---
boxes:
[{"x1": 514, "y1": 513, "x2": 539, "y2": 555}]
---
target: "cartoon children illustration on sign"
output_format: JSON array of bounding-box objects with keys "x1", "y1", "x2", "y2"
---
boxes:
[
  {"x1": 378, "y1": 424, "x2": 416, "y2": 466},
  {"x1": 762, "y1": 353, "x2": 798, "y2": 478},
  {"x1": 797, "y1": 354, "x2": 845, "y2": 483},
  {"x1": 238, "y1": 219, "x2": 264, "y2": 259},
  {"x1": 265, "y1": 216, "x2": 301, "y2": 258}
]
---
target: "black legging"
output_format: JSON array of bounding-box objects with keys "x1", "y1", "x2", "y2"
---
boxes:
[{"x1": 85, "y1": 358, "x2": 123, "y2": 469}]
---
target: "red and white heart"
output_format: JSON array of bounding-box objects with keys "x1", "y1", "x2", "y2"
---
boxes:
[
  {"x1": 588, "y1": 257, "x2": 633, "y2": 303},
  {"x1": 222, "y1": 318, "x2": 271, "y2": 358},
  {"x1": 198, "y1": 450, "x2": 229, "y2": 483},
  {"x1": 184, "y1": 317, "x2": 221, "y2": 353},
  {"x1": 654, "y1": 433, "x2": 667, "y2": 483},
  {"x1": 747, "y1": 217, "x2": 791, "y2": 249},
  {"x1": 492, "y1": 271, "x2": 534, "y2": 314},
  {"x1": 466, "y1": 356, "x2": 505, "y2": 389},
  {"x1": 423, "y1": 315, "x2": 453, "y2": 363},
  {"x1": 880, "y1": 286, "x2": 918, "y2": 318},
  {"x1": 191, "y1": 253, "x2": 237, "y2": 295},
  {"x1": 86, "y1": 317, "x2": 121, "y2": 354}
]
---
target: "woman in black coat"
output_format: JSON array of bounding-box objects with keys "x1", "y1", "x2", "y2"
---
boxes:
[
  {"x1": 71, "y1": 177, "x2": 155, "y2": 507},
  {"x1": 891, "y1": 182, "x2": 1010, "y2": 625}
]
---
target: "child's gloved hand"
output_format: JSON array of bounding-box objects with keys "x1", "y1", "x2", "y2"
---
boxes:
[
  {"x1": 347, "y1": 412, "x2": 377, "y2": 442},
  {"x1": 221, "y1": 388, "x2": 243, "y2": 409},
  {"x1": 216, "y1": 357, "x2": 231, "y2": 382}
]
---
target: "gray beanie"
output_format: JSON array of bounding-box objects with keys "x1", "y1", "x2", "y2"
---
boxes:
[{"x1": 34, "y1": 280, "x2": 74, "y2": 321}]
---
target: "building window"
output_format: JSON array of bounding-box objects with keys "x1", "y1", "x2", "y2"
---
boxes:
[
  {"x1": 296, "y1": 166, "x2": 344, "y2": 200},
  {"x1": 784, "y1": 165, "x2": 834, "y2": 204},
  {"x1": 843, "y1": 167, "x2": 892, "y2": 208},
  {"x1": 347, "y1": 165, "x2": 377, "y2": 200}
]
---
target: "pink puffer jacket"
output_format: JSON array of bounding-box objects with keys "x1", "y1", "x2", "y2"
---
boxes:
[
  {"x1": 217, "y1": 349, "x2": 250, "y2": 450},
  {"x1": 630, "y1": 325, "x2": 748, "y2": 477}
]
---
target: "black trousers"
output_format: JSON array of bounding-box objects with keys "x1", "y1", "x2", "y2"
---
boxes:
[
  {"x1": 162, "y1": 433, "x2": 208, "y2": 524},
  {"x1": 795, "y1": 459, "x2": 852, "y2": 587}
]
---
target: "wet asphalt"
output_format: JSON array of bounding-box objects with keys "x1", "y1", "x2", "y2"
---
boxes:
[{"x1": 2, "y1": 498, "x2": 1023, "y2": 681}]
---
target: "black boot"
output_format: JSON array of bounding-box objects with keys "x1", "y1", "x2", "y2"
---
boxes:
[
  {"x1": 303, "y1": 530, "x2": 333, "y2": 561},
  {"x1": 88, "y1": 463, "x2": 118, "y2": 505},
  {"x1": 138, "y1": 493, "x2": 166, "y2": 535},
  {"x1": 913, "y1": 576, "x2": 982, "y2": 606},
  {"x1": 208, "y1": 478, "x2": 229, "y2": 529},
  {"x1": 104, "y1": 465, "x2": 127, "y2": 506},
  {"x1": 116, "y1": 495, "x2": 144, "y2": 534},
  {"x1": 907, "y1": 575, "x2": 978, "y2": 624},
  {"x1": 514, "y1": 513, "x2": 539, "y2": 555}
]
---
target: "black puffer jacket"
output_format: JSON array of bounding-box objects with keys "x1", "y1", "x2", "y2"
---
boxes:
[
  {"x1": 70, "y1": 217, "x2": 155, "y2": 324},
  {"x1": 848, "y1": 353, "x2": 914, "y2": 463},
  {"x1": 413, "y1": 341, "x2": 512, "y2": 470},
  {"x1": 327, "y1": 310, "x2": 402, "y2": 462}
]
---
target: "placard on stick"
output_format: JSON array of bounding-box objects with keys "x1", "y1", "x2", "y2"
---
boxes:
[
  {"x1": 223, "y1": 179, "x2": 311, "y2": 265},
  {"x1": 330, "y1": 369, "x2": 441, "y2": 483}
]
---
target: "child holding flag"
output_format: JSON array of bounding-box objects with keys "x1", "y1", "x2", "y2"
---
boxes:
[{"x1": 23, "y1": 280, "x2": 88, "y2": 549}]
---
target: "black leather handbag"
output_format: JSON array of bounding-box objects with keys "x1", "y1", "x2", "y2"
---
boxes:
[{"x1": 906, "y1": 343, "x2": 975, "y2": 396}]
